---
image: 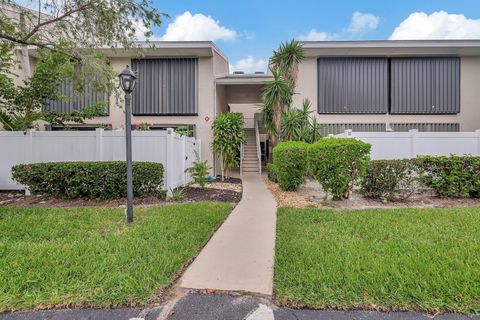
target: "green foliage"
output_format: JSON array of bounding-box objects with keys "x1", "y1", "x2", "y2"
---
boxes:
[
  {"x1": 169, "y1": 188, "x2": 185, "y2": 201},
  {"x1": 273, "y1": 141, "x2": 309, "y2": 191},
  {"x1": 175, "y1": 125, "x2": 193, "y2": 137},
  {"x1": 360, "y1": 160, "x2": 418, "y2": 201},
  {"x1": 211, "y1": 112, "x2": 245, "y2": 179},
  {"x1": 308, "y1": 138, "x2": 371, "y2": 200},
  {"x1": 266, "y1": 163, "x2": 278, "y2": 183},
  {"x1": 185, "y1": 158, "x2": 212, "y2": 189},
  {"x1": 262, "y1": 40, "x2": 305, "y2": 145},
  {"x1": 0, "y1": 203, "x2": 232, "y2": 311},
  {"x1": 270, "y1": 40, "x2": 305, "y2": 90},
  {"x1": 281, "y1": 99, "x2": 322, "y2": 143},
  {"x1": 136, "y1": 122, "x2": 151, "y2": 131},
  {"x1": 416, "y1": 155, "x2": 480, "y2": 198},
  {"x1": 275, "y1": 206, "x2": 480, "y2": 314},
  {"x1": 0, "y1": 48, "x2": 105, "y2": 130},
  {"x1": 0, "y1": 0, "x2": 166, "y2": 80},
  {"x1": 12, "y1": 161, "x2": 164, "y2": 199}
]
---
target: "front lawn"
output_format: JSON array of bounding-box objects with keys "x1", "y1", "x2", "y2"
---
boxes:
[
  {"x1": 0, "y1": 202, "x2": 232, "y2": 311},
  {"x1": 275, "y1": 207, "x2": 480, "y2": 314}
]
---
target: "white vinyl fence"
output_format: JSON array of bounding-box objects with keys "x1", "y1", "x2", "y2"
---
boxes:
[
  {"x1": 0, "y1": 128, "x2": 201, "y2": 190},
  {"x1": 335, "y1": 129, "x2": 480, "y2": 160}
]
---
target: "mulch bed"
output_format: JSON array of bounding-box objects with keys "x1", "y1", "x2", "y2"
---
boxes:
[
  {"x1": 0, "y1": 177, "x2": 242, "y2": 208},
  {"x1": 266, "y1": 177, "x2": 480, "y2": 210}
]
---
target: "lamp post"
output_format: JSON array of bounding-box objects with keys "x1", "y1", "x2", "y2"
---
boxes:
[{"x1": 119, "y1": 65, "x2": 137, "y2": 223}]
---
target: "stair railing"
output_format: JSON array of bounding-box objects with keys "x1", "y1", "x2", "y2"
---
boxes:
[
  {"x1": 254, "y1": 113, "x2": 262, "y2": 175},
  {"x1": 240, "y1": 142, "x2": 244, "y2": 176}
]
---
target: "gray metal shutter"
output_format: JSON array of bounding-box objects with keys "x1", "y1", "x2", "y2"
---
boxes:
[
  {"x1": 390, "y1": 123, "x2": 460, "y2": 132},
  {"x1": 318, "y1": 58, "x2": 388, "y2": 114},
  {"x1": 390, "y1": 57, "x2": 460, "y2": 114},
  {"x1": 131, "y1": 58, "x2": 198, "y2": 115},
  {"x1": 321, "y1": 123, "x2": 386, "y2": 135},
  {"x1": 44, "y1": 81, "x2": 109, "y2": 114}
]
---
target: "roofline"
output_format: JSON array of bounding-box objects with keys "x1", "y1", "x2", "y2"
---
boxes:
[
  {"x1": 216, "y1": 74, "x2": 273, "y2": 85},
  {"x1": 129, "y1": 41, "x2": 228, "y2": 61},
  {"x1": 299, "y1": 39, "x2": 480, "y2": 49}
]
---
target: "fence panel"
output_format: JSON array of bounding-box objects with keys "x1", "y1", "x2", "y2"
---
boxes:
[
  {"x1": 0, "y1": 129, "x2": 200, "y2": 190},
  {"x1": 335, "y1": 129, "x2": 480, "y2": 160}
]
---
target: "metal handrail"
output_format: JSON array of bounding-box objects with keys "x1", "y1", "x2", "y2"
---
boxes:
[
  {"x1": 240, "y1": 142, "x2": 244, "y2": 176},
  {"x1": 254, "y1": 114, "x2": 262, "y2": 175}
]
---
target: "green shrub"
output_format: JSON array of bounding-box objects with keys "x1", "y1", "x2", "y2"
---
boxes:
[
  {"x1": 360, "y1": 160, "x2": 418, "y2": 201},
  {"x1": 273, "y1": 141, "x2": 309, "y2": 191},
  {"x1": 266, "y1": 163, "x2": 278, "y2": 183},
  {"x1": 308, "y1": 138, "x2": 371, "y2": 200},
  {"x1": 416, "y1": 155, "x2": 480, "y2": 198},
  {"x1": 12, "y1": 161, "x2": 164, "y2": 200},
  {"x1": 185, "y1": 158, "x2": 212, "y2": 190}
]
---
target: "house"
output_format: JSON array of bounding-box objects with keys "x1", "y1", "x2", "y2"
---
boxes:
[{"x1": 8, "y1": 40, "x2": 480, "y2": 175}]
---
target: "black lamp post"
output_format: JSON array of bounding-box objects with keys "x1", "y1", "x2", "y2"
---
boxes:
[{"x1": 119, "y1": 65, "x2": 137, "y2": 223}]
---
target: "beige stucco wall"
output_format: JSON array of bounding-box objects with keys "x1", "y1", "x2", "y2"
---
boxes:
[{"x1": 294, "y1": 56, "x2": 480, "y2": 131}]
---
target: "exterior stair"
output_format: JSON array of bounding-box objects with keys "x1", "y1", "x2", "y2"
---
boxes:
[{"x1": 242, "y1": 128, "x2": 260, "y2": 173}]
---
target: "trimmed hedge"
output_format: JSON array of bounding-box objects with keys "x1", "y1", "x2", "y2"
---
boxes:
[
  {"x1": 266, "y1": 163, "x2": 278, "y2": 183},
  {"x1": 416, "y1": 155, "x2": 480, "y2": 198},
  {"x1": 12, "y1": 161, "x2": 164, "y2": 200},
  {"x1": 360, "y1": 159, "x2": 418, "y2": 201},
  {"x1": 308, "y1": 138, "x2": 371, "y2": 200},
  {"x1": 272, "y1": 141, "x2": 309, "y2": 191}
]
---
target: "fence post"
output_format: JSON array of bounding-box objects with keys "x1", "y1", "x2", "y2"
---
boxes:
[
  {"x1": 409, "y1": 129, "x2": 418, "y2": 158},
  {"x1": 165, "y1": 128, "x2": 175, "y2": 195},
  {"x1": 181, "y1": 134, "x2": 187, "y2": 186},
  {"x1": 95, "y1": 128, "x2": 104, "y2": 161},
  {"x1": 26, "y1": 129, "x2": 35, "y2": 164},
  {"x1": 476, "y1": 129, "x2": 480, "y2": 156},
  {"x1": 24, "y1": 129, "x2": 35, "y2": 195}
]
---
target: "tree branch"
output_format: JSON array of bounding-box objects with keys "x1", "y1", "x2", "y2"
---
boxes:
[{"x1": 22, "y1": 3, "x2": 92, "y2": 42}]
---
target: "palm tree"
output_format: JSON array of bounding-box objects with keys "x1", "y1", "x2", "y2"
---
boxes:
[
  {"x1": 270, "y1": 40, "x2": 305, "y2": 91},
  {"x1": 261, "y1": 68, "x2": 293, "y2": 145}
]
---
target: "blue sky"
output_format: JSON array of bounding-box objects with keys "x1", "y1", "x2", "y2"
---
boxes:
[{"x1": 147, "y1": 0, "x2": 480, "y2": 73}]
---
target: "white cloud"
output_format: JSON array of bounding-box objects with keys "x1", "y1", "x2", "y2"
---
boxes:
[
  {"x1": 131, "y1": 20, "x2": 161, "y2": 41},
  {"x1": 348, "y1": 11, "x2": 379, "y2": 34},
  {"x1": 390, "y1": 11, "x2": 480, "y2": 40},
  {"x1": 297, "y1": 29, "x2": 337, "y2": 41},
  {"x1": 161, "y1": 11, "x2": 237, "y2": 41},
  {"x1": 229, "y1": 56, "x2": 267, "y2": 74}
]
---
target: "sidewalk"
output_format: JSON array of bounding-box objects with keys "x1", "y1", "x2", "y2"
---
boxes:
[{"x1": 180, "y1": 173, "x2": 277, "y2": 295}]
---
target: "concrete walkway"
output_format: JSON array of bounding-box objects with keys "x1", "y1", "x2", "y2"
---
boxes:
[{"x1": 180, "y1": 173, "x2": 277, "y2": 295}]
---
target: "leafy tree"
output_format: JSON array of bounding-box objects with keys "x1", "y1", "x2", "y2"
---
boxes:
[
  {"x1": 0, "y1": 0, "x2": 166, "y2": 130},
  {"x1": 211, "y1": 113, "x2": 245, "y2": 180},
  {"x1": 0, "y1": 0, "x2": 166, "y2": 81},
  {"x1": 0, "y1": 47, "x2": 105, "y2": 130}
]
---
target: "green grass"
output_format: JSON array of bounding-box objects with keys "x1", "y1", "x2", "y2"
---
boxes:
[
  {"x1": 275, "y1": 207, "x2": 480, "y2": 314},
  {"x1": 0, "y1": 202, "x2": 232, "y2": 311}
]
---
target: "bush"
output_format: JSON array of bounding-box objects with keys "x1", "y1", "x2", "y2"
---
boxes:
[
  {"x1": 266, "y1": 163, "x2": 278, "y2": 183},
  {"x1": 308, "y1": 138, "x2": 371, "y2": 200},
  {"x1": 360, "y1": 160, "x2": 418, "y2": 201},
  {"x1": 416, "y1": 155, "x2": 480, "y2": 198},
  {"x1": 12, "y1": 161, "x2": 164, "y2": 200},
  {"x1": 185, "y1": 158, "x2": 212, "y2": 190},
  {"x1": 272, "y1": 141, "x2": 309, "y2": 191}
]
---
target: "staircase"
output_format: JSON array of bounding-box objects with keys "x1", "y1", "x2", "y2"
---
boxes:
[{"x1": 242, "y1": 128, "x2": 260, "y2": 173}]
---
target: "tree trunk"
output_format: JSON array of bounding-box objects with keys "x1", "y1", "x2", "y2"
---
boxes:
[
  {"x1": 19, "y1": 13, "x2": 32, "y2": 81},
  {"x1": 272, "y1": 101, "x2": 282, "y2": 146}
]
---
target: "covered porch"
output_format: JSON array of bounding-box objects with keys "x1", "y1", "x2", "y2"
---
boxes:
[{"x1": 216, "y1": 74, "x2": 272, "y2": 174}]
